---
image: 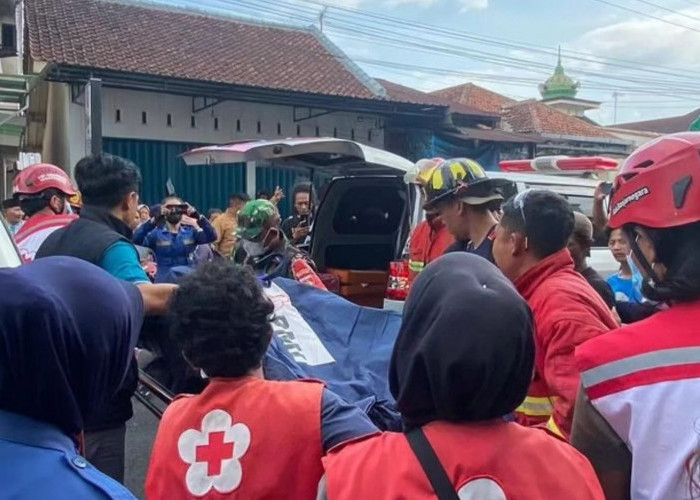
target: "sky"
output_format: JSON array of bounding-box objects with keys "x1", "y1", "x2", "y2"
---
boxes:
[{"x1": 164, "y1": 0, "x2": 700, "y2": 126}]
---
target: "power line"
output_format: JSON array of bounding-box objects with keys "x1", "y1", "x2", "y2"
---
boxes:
[
  {"x1": 629, "y1": 0, "x2": 700, "y2": 24},
  {"x1": 590, "y1": 0, "x2": 700, "y2": 34},
  {"x1": 180, "y1": 0, "x2": 700, "y2": 104},
  {"x1": 224, "y1": 0, "x2": 700, "y2": 91},
  {"x1": 197, "y1": 0, "x2": 700, "y2": 80}
]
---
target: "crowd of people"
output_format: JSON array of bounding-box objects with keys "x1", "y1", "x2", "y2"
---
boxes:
[{"x1": 1, "y1": 132, "x2": 700, "y2": 499}]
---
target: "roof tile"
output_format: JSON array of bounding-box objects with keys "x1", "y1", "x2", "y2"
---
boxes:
[
  {"x1": 430, "y1": 83, "x2": 515, "y2": 114},
  {"x1": 502, "y1": 100, "x2": 613, "y2": 139},
  {"x1": 375, "y1": 78, "x2": 496, "y2": 117},
  {"x1": 26, "y1": 0, "x2": 379, "y2": 99},
  {"x1": 613, "y1": 108, "x2": 700, "y2": 134}
]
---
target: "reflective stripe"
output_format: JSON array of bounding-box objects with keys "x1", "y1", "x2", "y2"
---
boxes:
[
  {"x1": 515, "y1": 396, "x2": 555, "y2": 417},
  {"x1": 581, "y1": 346, "x2": 700, "y2": 388},
  {"x1": 546, "y1": 417, "x2": 564, "y2": 438},
  {"x1": 408, "y1": 260, "x2": 425, "y2": 273}
]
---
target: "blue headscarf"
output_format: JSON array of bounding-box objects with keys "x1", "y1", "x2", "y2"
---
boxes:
[{"x1": 0, "y1": 257, "x2": 144, "y2": 435}]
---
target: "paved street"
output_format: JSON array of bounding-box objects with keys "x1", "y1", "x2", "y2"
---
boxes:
[{"x1": 125, "y1": 399, "x2": 160, "y2": 499}]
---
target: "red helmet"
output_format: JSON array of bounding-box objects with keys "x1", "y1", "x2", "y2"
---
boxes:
[
  {"x1": 609, "y1": 132, "x2": 700, "y2": 229},
  {"x1": 13, "y1": 163, "x2": 77, "y2": 197}
]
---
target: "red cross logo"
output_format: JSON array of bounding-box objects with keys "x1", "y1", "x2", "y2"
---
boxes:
[{"x1": 196, "y1": 431, "x2": 235, "y2": 476}]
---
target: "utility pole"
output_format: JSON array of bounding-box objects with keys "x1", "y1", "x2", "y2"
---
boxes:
[
  {"x1": 612, "y1": 91, "x2": 620, "y2": 124},
  {"x1": 318, "y1": 6, "x2": 328, "y2": 32}
]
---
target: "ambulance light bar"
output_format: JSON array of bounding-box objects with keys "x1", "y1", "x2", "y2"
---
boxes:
[{"x1": 499, "y1": 156, "x2": 619, "y2": 174}]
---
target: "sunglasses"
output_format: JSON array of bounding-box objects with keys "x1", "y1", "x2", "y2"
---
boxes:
[{"x1": 511, "y1": 189, "x2": 550, "y2": 234}]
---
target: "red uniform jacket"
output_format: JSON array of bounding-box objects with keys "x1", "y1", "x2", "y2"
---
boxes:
[
  {"x1": 146, "y1": 377, "x2": 324, "y2": 500},
  {"x1": 323, "y1": 420, "x2": 604, "y2": 500},
  {"x1": 514, "y1": 249, "x2": 617, "y2": 439},
  {"x1": 408, "y1": 219, "x2": 454, "y2": 286}
]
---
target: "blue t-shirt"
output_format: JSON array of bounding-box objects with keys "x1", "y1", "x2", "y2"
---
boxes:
[
  {"x1": 320, "y1": 388, "x2": 378, "y2": 452},
  {"x1": 606, "y1": 273, "x2": 643, "y2": 304},
  {"x1": 100, "y1": 241, "x2": 150, "y2": 284},
  {"x1": 0, "y1": 410, "x2": 136, "y2": 499}
]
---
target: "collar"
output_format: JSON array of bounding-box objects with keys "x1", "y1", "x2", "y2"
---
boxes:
[
  {"x1": 467, "y1": 225, "x2": 496, "y2": 251},
  {"x1": 80, "y1": 206, "x2": 133, "y2": 240},
  {"x1": 514, "y1": 248, "x2": 574, "y2": 300},
  {"x1": 0, "y1": 409, "x2": 76, "y2": 453}
]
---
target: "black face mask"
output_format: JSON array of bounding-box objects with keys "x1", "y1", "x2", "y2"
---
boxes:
[{"x1": 167, "y1": 213, "x2": 183, "y2": 225}]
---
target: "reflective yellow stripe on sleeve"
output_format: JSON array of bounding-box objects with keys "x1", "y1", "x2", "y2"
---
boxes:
[
  {"x1": 515, "y1": 396, "x2": 555, "y2": 417},
  {"x1": 408, "y1": 260, "x2": 425, "y2": 273},
  {"x1": 546, "y1": 416, "x2": 565, "y2": 439}
]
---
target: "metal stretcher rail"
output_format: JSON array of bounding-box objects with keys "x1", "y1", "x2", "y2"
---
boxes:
[{"x1": 134, "y1": 369, "x2": 174, "y2": 419}]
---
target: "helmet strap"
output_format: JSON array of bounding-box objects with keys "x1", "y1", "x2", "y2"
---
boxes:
[{"x1": 626, "y1": 227, "x2": 661, "y2": 289}]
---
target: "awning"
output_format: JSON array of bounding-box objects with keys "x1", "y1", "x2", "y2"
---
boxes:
[{"x1": 449, "y1": 127, "x2": 543, "y2": 144}]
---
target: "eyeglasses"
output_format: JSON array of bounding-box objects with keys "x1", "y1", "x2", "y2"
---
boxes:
[
  {"x1": 512, "y1": 189, "x2": 533, "y2": 231},
  {"x1": 511, "y1": 189, "x2": 549, "y2": 234}
]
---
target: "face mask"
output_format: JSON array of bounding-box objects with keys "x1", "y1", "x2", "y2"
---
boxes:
[
  {"x1": 242, "y1": 239, "x2": 267, "y2": 257},
  {"x1": 167, "y1": 213, "x2": 183, "y2": 224}
]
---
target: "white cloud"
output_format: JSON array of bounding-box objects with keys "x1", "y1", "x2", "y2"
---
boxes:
[
  {"x1": 575, "y1": 6, "x2": 700, "y2": 68},
  {"x1": 459, "y1": 0, "x2": 488, "y2": 12}
]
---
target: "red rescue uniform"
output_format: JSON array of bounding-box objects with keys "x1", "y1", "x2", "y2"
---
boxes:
[
  {"x1": 514, "y1": 249, "x2": 617, "y2": 439},
  {"x1": 408, "y1": 218, "x2": 454, "y2": 285},
  {"x1": 146, "y1": 377, "x2": 324, "y2": 500},
  {"x1": 323, "y1": 420, "x2": 604, "y2": 500}
]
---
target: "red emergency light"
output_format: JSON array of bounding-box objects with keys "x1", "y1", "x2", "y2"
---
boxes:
[{"x1": 499, "y1": 156, "x2": 619, "y2": 173}]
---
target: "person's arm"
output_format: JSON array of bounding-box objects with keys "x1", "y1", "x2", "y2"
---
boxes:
[
  {"x1": 100, "y1": 241, "x2": 176, "y2": 315},
  {"x1": 193, "y1": 215, "x2": 218, "y2": 245},
  {"x1": 592, "y1": 183, "x2": 609, "y2": 237},
  {"x1": 320, "y1": 388, "x2": 379, "y2": 454},
  {"x1": 571, "y1": 387, "x2": 632, "y2": 500},
  {"x1": 136, "y1": 283, "x2": 177, "y2": 315},
  {"x1": 541, "y1": 319, "x2": 604, "y2": 439},
  {"x1": 133, "y1": 219, "x2": 157, "y2": 246},
  {"x1": 211, "y1": 215, "x2": 225, "y2": 249}
]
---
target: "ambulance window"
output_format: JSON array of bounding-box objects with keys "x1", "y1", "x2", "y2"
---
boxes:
[{"x1": 332, "y1": 186, "x2": 404, "y2": 235}]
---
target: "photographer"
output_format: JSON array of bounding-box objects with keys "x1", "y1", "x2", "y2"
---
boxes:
[
  {"x1": 281, "y1": 182, "x2": 315, "y2": 246},
  {"x1": 133, "y1": 196, "x2": 217, "y2": 282}
]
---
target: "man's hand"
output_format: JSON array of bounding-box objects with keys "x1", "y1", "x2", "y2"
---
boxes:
[
  {"x1": 181, "y1": 214, "x2": 200, "y2": 228},
  {"x1": 270, "y1": 186, "x2": 284, "y2": 205},
  {"x1": 292, "y1": 222, "x2": 310, "y2": 242},
  {"x1": 137, "y1": 283, "x2": 177, "y2": 315},
  {"x1": 186, "y1": 203, "x2": 200, "y2": 219},
  {"x1": 594, "y1": 182, "x2": 607, "y2": 202}
]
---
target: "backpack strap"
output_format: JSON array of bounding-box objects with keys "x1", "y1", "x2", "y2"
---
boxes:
[{"x1": 405, "y1": 427, "x2": 460, "y2": 500}]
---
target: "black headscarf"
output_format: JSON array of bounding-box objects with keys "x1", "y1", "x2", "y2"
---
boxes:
[
  {"x1": 389, "y1": 252, "x2": 535, "y2": 428},
  {"x1": 0, "y1": 256, "x2": 144, "y2": 435}
]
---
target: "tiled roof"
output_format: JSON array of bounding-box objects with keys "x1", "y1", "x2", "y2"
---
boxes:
[
  {"x1": 502, "y1": 100, "x2": 614, "y2": 139},
  {"x1": 26, "y1": 0, "x2": 381, "y2": 99},
  {"x1": 430, "y1": 83, "x2": 515, "y2": 114},
  {"x1": 614, "y1": 108, "x2": 700, "y2": 134},
  {"x1": 375, "y1": 78, "x2": 497, "y2": 117}
]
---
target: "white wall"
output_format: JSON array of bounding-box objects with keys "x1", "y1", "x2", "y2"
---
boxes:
[{"x1": 98, "y1": 88, "x2": 385, "y2": 147}]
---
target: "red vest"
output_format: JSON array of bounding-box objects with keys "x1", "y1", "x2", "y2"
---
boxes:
[
  {"x1": 408, "y1": 220, "x2": 454, "y2": 285},
  {"x1": 146, "y1": 377, "x2": 324, "y2": 500},
  {"x1": 324, "y1": 420, "x2": 604, "y2": 500}
]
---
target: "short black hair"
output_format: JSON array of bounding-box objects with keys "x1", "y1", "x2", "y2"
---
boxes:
[
  {"x1": 231, "y1": 192, "x2": 251, "y2": 204},
  {"x1": 255, "y1": 190, "x2": 270, "y2": 200},
  {"x1": 2, "y1": 198, "x2": 18, "y2": 210},
  {"x1": 501, "y1": 190, "x2": 574, "y2": 259},
  {"x1": 161, "y1": 195, "x2": 182, "y2": 205},
  {"x1": 291, "y1": 182, "x2": 316, "y2": 205},
  {"x1": 637, "y1": 221, "x2": 700, "y2": 303},
  {"x1": 168, "y1": 261, "x2": 274, "y2": 378},
  {"x1": 19, "y1": 188, "x2": 66, "y2": 217},
  {"x1": 75, "y1": 153, "x2": 141, "y2": 208}
]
